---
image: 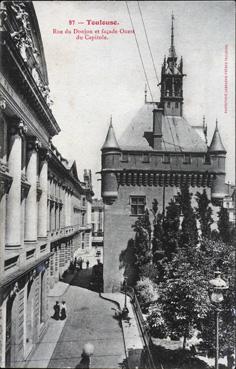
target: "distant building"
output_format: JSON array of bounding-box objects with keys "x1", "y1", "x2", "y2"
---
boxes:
[
  {"x1": 91, "y1": 199, "x2": 104, "y2": 259},
  {"x1": 223, "y1": 183, "x2": 236, "y2": 227},
  {"x1": 101, "y1": 16, "x2": 227, "y2": 292},
  {"x1": 0, "y1": 2, "x2": 93, "y2": 367}
]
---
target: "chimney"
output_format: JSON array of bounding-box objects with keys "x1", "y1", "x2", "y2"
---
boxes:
[{"x1": 153, "y1": 108, "x2": 163, "y2": 150}]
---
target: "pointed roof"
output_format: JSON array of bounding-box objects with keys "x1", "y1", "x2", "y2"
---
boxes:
[
  {"x1": 168, "y1": 13, "x2": 177, "y2": 60},
  {"x1": 119, "y1": 104, "x2": 207, "y2": 152},
  {"x1": 102, "y1": 117, "x2": 120, "y2": 151},
  {"x1": 209, "y1": 120, "x2": 226, "y2": 153},
  {"x1": 69, "y1": 160, "x2": 79, "y2": 181}
]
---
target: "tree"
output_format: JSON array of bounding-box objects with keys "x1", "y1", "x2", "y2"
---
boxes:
[
  {"x1": 162, "y1": 199, "x2": 181, "y2": 260},
  {"x1": 136, "y1": 277, "x2": 159, "y2": 313},
  {"x1": 197, "y1": 238, "x2": 235, "y2": 367},
  {"x1": 176, "y1": 184, "x2": 198, "y2": 247},
  {"x1": 195, "y1": 189, "x2": 213, "y2": 238},
  {"x1": 158, "y1": 244, "x2": 209, "y2": 348},
  {"x1": 151, "y1": 199, "x2": 164, "y2": 266},
  {"x1": 131, "y1": 209, "x2": 152, "y2": 281},
  {"x1": 217, "y1": 206, "x2": 231, "y2": 244}
]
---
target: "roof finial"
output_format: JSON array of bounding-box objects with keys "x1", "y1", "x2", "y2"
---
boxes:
[
  {"x1": 171, "y1": 12, "x2": 175, "y2": 50},
  {"x1": 110, "y1": 115, "x2": 112, "y2": 127},
  {"x1": 144, "y1": 84, "x2": 147, "y2": 103},
  {"x1": 216, "y1": 118, "x2": 218, "y2": 130},
  {"x1": 203, "y1": 115, "x2": 205, "y2": 127},
  {"x1": 203, "y1": 115, "x2": 207, "y2": 144},
  {"x1": 169, "y1": 13, "x2": 176, "y2": 59}
]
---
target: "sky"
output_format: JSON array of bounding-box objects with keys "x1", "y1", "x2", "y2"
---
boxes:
[{"x1": 34, "y1": 1, "x2": 235, "y2": 198}]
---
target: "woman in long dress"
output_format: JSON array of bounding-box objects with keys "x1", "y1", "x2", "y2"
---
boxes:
[{"x1": 60, "y1": 301, "x2": 67, "y2": 320}]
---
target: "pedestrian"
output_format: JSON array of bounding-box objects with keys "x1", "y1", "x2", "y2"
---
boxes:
[
  {"x1": 60, "y1": 301, "x2": 67, "y2": 320},
  {"x1": 74, "y1": 257, "x2": 77, "y2": 269},
  {"x1": 81, "y1": 259, "x2": 84, "y2": 270},
  {"x1": 86, "y1": 260, "x2": 89, "y2": 269},
  {"x1": 52, "y1": 301, "x2": 60, "y2": 320},
  {"x1": 76, "y1": 343, "x2": 94, "y2": 369}
]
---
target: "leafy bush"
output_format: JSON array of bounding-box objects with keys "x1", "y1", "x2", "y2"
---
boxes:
[
  {"x1": 135, "y1": 277, "x2": 158, "y2": 313},
  {"x1": 147, "y1": 304, "x2": 168, "y2": 338}
]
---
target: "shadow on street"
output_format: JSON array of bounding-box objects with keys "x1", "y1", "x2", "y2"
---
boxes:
[{"x1": 60, "y1": 266, "x2": 103, "y2": 293}]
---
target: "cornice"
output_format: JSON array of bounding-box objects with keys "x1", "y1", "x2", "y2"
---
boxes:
[{"x1": 1, "y1": 31, "x2": 60, "y2": 137}]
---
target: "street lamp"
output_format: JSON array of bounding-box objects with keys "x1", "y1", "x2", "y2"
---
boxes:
[
  {"x1": 209, "y1": 270, "x2": 229, "y2": 369},
  {"x1": 122, "y1": 276, "x2": 129, "y2": 318}
]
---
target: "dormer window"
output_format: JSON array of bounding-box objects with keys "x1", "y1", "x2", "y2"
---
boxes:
[
  {"x1": 204, "y1": 153, "x2": 211, "y2": 164},
  {"x1": 142, "y1": 153, "x2": 149, "y2": 163},
  {"x1": 121, "y1": 153, "x2": 128, "y2": 162},
  {"x1": 163, "y1": 154, "x2": 170, "y2": 164},
  {"x1": 183, "y1": 153, "x2": 191, "y2": 164}
]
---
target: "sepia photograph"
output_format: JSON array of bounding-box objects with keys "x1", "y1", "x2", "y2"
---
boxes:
[{"x1": 0, "y1": 1, "x2": 235, "y2": 368}]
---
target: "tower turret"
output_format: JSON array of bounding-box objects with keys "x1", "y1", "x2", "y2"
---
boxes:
[
  {"x1": 101, "y1": 118, "x2": 121, "y2": 204},
  {"x1": 209, "y1": 120, "x2": 227, "y2": 204},
  {"x1": 160, "y1": 14, "x2": 186, "y2": 116}
]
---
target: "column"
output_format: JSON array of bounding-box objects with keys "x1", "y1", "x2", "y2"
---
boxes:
[
  {"x1": 6, "y1": 120, "x2": 26, "y2": 247},
  {"x1": 38, "y1": 150, "x2": 50, "y2": 238},
  {"x1": 68, "y1": 190, "x2": 71, "y2": 226},
  {"x1": 25, "y1": 138, "x2": 40, "y2": 242},
  {"x1": 20, "y1": 136, "x2": 27, "y2": 248},
  {"x1": 65, "y1": 189, "x2": 69, "y2": 227}
]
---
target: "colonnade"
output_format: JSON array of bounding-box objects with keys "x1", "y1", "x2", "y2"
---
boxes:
[{"x1": 6, "y1": 119, "x2": 49, "y2": 250}]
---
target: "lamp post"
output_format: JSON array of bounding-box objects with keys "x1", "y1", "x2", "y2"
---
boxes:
[
  {"x1": 122, "y1": 276, "x2": 129, "y2": 318},
  {"x1": 209, "y1": 270, "x2": 228, "y2": 369}
]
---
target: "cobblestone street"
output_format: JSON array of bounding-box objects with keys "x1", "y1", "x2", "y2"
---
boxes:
[{"x1": 48, "y1": 270, "x2": 126, "y2": 368}]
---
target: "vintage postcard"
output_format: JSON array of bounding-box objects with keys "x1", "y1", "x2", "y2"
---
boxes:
[{"x1": 0, "y1": 1, "x2": 235, "y2": 368}]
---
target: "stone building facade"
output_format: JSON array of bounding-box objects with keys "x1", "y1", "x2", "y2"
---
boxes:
[
  {"x1": 91, "y1": 198, "x2": 104, "y2": 259},
  {"x1": 0, "y1": 2, "x2": 93, "y2": 367},
  {"x1": 101, "y1": 16, "x2": 227, "y2": 292},
  {"x1": 223, "y1": 183, "x2": 236, "y2": 227}
]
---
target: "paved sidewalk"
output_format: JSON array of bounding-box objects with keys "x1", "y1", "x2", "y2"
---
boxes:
[
  {"x1": 48, "y1": 283, "x2": 126, "y2": 368},
  {"x1": 102, "y1": 293, "x2": 144, "y2": 368},
  {"x1": 26, "y1": 319, "x2": 66, "y2": 368},
  {"x1": 26, "y1": 274, "x2": 143, "y2": 369},
  {"x1": 26, "y1": 280, "x2": 71, "y2": 368}
]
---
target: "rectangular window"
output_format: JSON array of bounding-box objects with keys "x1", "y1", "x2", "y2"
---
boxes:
[
  {"x1": 130, "y1": 196, "x2": 146, "y2": 215},
  {"x1": 40, "y1": 244, "x2": 46, "y2": 252},
  {"x1": 26, "y1": 249, "x2": 35, "y2": 260},
  {"x1": 81, "y1": 233, "x2": 85, "y2": 249},
  {"x1": 183, "y1": 153, "x2": 191, "y2": 164},
  {"x1": 121, "y1": 153, "x2": 128, "y2": 162},
  {"x1": 204, "y1": 153, "x2": 211, "y2": 164},
  {"x1": 163, "y1": 154, "x2": 170, "y2": 164},
  {"x1": 142, "y1": 153, "x2": 149, "y2": 163},
  {"x1": 4, "y1": 256, "x2": 18, "y2": 270},
  {"x1": 82, "y1": 212, "x2": 85, "y2": 226}
]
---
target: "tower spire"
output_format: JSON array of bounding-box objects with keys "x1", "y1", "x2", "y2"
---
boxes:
[
  {"x1": 209, "y1": 119, "x2": 226, "y2": 153},
  {"x1": 102, "y1": 117, "x2": 120, "y2": 150},
  {"x1": 169, "y1": 13, "x2": 176, "y2": 59},
  {"x1": 161, "y1": 14, "x2": 184, "y2": 116},
  {"x1": 203, "y1": 115, "x2": 208, "y2": 144}
]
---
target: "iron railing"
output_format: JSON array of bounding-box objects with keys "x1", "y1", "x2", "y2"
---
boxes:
[{"x1": 122, "y1": 285, "x2": 160, "y2": 369}]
